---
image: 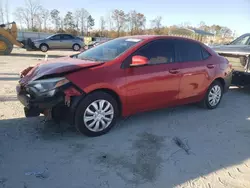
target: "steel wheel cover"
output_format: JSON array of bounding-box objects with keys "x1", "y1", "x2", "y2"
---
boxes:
[
  {"x1": 83, "y1": 99, "x2": 114, "y2": 132},
  {"x1": 208, "y1": 85, "x2": 222, "y2": 106}
]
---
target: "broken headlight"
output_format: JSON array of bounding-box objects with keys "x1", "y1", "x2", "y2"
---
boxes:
[{"x1": 27, "y1": 77, "x2": 69, "y2": 97}]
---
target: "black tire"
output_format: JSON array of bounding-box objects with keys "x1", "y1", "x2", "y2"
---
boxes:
[
  {"x1": 199, "y1": 80, "x2": 223, "y2": 109},
  {"x1": 75, "y1": 91, "x2": 119, "y2": 137},
  {"x1": 40, "y1": 43, "x2": 49, "y2": 52},
  {"x1": 72, "y1": 44, "x2": 81, "y2": 51},
  {"x1": 0, "y1": 35, "x2": 13, "y2": 55}
]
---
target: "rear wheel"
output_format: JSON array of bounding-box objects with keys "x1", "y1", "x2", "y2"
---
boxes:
[
  {"x1": 75, "y1": 91, "x2": 119, "y2": 137},
  {"x1": 199, "y1": 81, "x2": 223, "y2": 109},
  {"x1": 0, "y1": 36, "x2": 13, "y2": 55}
]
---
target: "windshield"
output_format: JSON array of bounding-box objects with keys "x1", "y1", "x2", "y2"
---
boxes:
[
  {"x1": 76, "y1": 38, "x2": 143, "y2": 61},
  {"x1": 46, "y1": 35, "x2": 54, "y2": 39},
  {"x1": 230, "y1": 35, "x2": 250, "y2": 45}
]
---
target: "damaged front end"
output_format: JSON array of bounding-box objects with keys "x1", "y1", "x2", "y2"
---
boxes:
[
  {"x1": 17, "y1": 72, "x2": 84, "y2": 124},
  {"x1": 16, "y1": 56, "x2": 104, "y2": 123}
]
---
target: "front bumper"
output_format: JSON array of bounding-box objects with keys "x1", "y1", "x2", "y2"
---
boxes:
[
  {"x1": 16, "y1": 85, "x2": 64, "y2": 117},
  {"x1": 16, "y1": 82, "x2": 85, "y2": 124},
  {"x1": 33, "y1": 43, "x2": 40, "y2": 49}
]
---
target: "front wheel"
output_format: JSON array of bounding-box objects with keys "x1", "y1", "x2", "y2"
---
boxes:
[
  {"x1": 199, "y1": 81, "x2": 223, "y2": 109},
  {"x1": 73, "y1": 44, "x2": 81, "y2": 51},
  {"x1": 0, "y1": 36, "x2": 13, "y2": 55},
  {"x1": 75, "y1": 91, "x2": 119, "y2": 137},
  {"x1": 40, "y1": 44, "x2": 49, "y2": 52}
]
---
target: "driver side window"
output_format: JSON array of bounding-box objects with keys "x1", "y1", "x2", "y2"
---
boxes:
[{"x1": 134, "y1": 40, "x2": 175, "y2": 65}]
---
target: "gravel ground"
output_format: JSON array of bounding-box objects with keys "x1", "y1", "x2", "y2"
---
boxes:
[{"x1": 1, "y1": 49, "x2": 250, "y2": 188}]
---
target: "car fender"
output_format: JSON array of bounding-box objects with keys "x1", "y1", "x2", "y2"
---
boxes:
[{"x1": 81, "y1": 82, "x2": 126, "y2": 115}]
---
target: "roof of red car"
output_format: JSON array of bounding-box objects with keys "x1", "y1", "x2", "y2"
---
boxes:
[{"x1": 121, "y1": 35, "x2": 200, "y2": 42}]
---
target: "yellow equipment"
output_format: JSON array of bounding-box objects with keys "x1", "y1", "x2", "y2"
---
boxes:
[{"x1": 0, "y1": 22, "x2": 23, "y2": 55}]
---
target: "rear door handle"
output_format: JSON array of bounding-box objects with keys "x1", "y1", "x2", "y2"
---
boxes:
[
  {"x1": 207, "y1": 64, "x2": 215, "y2": 69},
  {"x1": 169, "y1": 68, "x2": 180, "y2": 74}
]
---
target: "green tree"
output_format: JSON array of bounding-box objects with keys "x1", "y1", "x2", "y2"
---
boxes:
[
  {"x1": 64, "y1": 11, "x2": 75, "y2": 30},
  {"x1": 87, "y1": 15, "x2": 95, "y2": 33}
]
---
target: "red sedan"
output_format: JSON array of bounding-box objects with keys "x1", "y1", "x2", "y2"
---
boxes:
[{"x1": 17, "y1": 35, "x2": 232, "y2": 137}]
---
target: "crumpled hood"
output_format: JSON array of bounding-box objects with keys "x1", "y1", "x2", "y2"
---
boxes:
[{"x1": 19, "y1": 57, "x2": 103, "y2": 85}]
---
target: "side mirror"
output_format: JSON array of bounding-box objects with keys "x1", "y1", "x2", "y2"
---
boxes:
[{"x1": 131, "y1": 55, "x2": 148, "y2": 67}]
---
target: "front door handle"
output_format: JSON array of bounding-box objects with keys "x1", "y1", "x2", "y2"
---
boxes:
[
  {"x1": 207, "y1": 64, "x2": 215, "y2": 69},
  {"x1": 169, "y1": 68, "x2": 180, "y2": 74}
]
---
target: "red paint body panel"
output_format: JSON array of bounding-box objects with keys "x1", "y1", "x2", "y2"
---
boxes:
[
  {"x1": 20, "y1": 35, "x2": 232, "y2": 117},
  {"x1": 123, "y1": 63, "x2": 182, "y2": 115}
]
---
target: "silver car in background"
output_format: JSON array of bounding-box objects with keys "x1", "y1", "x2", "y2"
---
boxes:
[{"x1": 33, "y1": 34, "x2": 85, "y2": 52}]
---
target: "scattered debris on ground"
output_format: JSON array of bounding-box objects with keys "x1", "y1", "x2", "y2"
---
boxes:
[
  {"x1": 25, "y1": 168, "x2": 49, "y2": 179},
  {"x1": 173, "y1": 137, "x2": 191, "y2": 155}
]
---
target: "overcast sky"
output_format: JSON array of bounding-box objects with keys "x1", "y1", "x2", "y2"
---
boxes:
[{"x1": 5, "y1": 0, "x2": 250, "y2": 35}]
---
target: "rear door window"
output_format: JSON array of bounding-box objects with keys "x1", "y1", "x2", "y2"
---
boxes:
[
  {"x1": 62, "y1": 34, "x2": 74, "y2": 40},
  {"x1": 175, "y1": 40, "x2": 203, "y2": 62},
  {"x1": 134, "y1": 39, "x2": 175, "y2": 65},
  {"x1": 201, "y1": 47, "x2": 211, "y2": 60}
]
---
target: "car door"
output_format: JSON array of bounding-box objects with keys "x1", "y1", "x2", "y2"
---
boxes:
[
  {"x1": 124, "y1": 39, "x2": 182, "y2": 113},
  {"x1": 175, "y1": 39, "x2": 216, "y2": 100},
  {"x1": 61, "y1": 34, "x2": 74, "y2": 49},
  {"x1": 48, "y1": 34, "x2": 62, "y2": 49}
]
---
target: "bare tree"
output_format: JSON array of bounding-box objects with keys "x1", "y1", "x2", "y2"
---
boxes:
[
  {"x1": 74, "y1": 10, "x2": 81, "y2": 32},
  {"x1": 50, "y1": 9, "x2": 60, "y2": 30},
  {"x1": 0, "y1": 1, "x2": 4, "y2": 23},
  {"x1": 220, "y1": 26, "x2": 232, "y2": 38},
  {"x1": 59, "y1": 17, "x2": 64, "y2": 31},
  {"x1": 40, "y1": 8, "x2": 50, "y2": 31},
  {"x1": 128, "y1": 10, "x2": 146, "y2": 35},
  {"x1": 100, "y1": 16, "x2": 105, "y2": 36},
  {"x1": 112, "y1": 9, "x2": 128, "y2": 36},
  {"x1": 25, "y1": 0, "x2": 42, "y2": 29},
  {"x1": 5, "y1": 0, "x2": 9, "y2": 23},
  {"x1": 198, "y1": 21, "x2": 209, "y2": 31},
  {"x1": 151, "y1": 16, "x2": 162, "y2": 34},
  {"x1": 14, "y1": 7, "x2": 30, "y2": 29},
  {"x1": 76, "y1": 8, "x2": 89, "y2": 36},
  {"x1": 180, "y1": 21, "x2": 191, "y2": 28},
  {"x1": 14, "y1": 0, "x2": 41, "y2": 30},
  {"x1": 34, "y1": 13, "x2": 42, "y2": 31},
  {"x1": 105, "y1": 11, "x2": 113, "y2": 31}
]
